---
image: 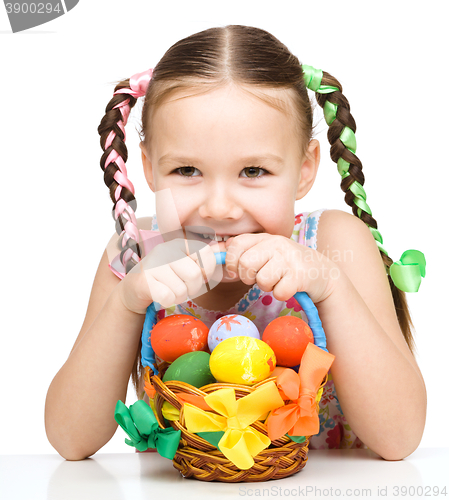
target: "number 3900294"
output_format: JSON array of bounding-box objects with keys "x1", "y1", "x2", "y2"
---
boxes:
[{"x1": 5, "y1": 3, "x2": 62, "y2": 14}]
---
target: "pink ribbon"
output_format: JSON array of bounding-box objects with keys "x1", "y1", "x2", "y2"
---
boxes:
[
  {"x1": 105, "y1": 68, "x2": 153, "y2": 268},
  {"x1": 114, "y1": 68, "x2": 153, "y2": 98},
  {"x1": 106, "y1": 68, "x2": 153, "y2": 153}
]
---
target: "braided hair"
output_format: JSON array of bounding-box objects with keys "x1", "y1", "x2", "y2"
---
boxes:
[
  {"x1": 302, "y1": 66, "x2": 416, "y2": 351},
  {"x1": 98, "y1": 71, "x2": 152, "y2": 273}
]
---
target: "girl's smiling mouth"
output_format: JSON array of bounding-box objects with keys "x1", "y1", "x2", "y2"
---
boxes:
[{"x1": 185, "y1": 230, "x2": 263, "y2": 245}]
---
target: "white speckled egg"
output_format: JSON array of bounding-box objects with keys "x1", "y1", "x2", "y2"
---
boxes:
[{"x1": 207, "y1": 314, "x2": 260, "y2": 352}]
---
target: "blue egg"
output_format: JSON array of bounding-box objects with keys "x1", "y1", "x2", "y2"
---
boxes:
[{"x1": 207, "y1": 314, "x2": 260, "y2": 352}]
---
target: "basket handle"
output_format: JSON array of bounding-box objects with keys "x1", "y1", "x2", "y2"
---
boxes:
[{"x1": 140, "y1": 251, "x2": 328, "y2": 374}]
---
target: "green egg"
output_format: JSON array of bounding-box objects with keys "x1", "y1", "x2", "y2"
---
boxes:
[{"x1": 162, "y1": 351, "x2": 216, "y2": 388}]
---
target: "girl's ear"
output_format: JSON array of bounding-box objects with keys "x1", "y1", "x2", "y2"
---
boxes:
[
  {"x1": 140, "y1": 142, "x2": 155, "y2": 192},
  {"x1": 296, "y1": 139, "x2": 320, "y2": 200}
]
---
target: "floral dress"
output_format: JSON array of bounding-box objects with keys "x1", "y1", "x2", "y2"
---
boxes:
[{"x1": 110, "y1": 209, "x2": 366, "y2": 449}]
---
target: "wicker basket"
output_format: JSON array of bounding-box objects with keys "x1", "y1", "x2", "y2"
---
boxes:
[
  {"x1": 148, "y1": 368, "x2": 327, "y2": 482},
  {"x1": 136, "y1": 291, "x2": 331, "y2": 483}
]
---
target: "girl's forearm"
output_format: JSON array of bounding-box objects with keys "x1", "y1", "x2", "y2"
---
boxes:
[
  {"x1": 45, "y1": 284, "x2": 146, "y2": 460},
  {"x1": 316, "y1": 270, "x2": 427, "y2": 460}
]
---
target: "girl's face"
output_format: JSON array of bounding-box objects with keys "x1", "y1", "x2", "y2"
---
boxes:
[{"x1": 140, "y1": 83, "x2": 319, "y2": 282}]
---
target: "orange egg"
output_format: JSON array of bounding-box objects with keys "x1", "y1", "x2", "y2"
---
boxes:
[
  {"x1": 262, "y1": 316, "x2": 314, "y2": 367},
  {"x1": 151, "y1": 314, "x2": 209, "y2": 362}
]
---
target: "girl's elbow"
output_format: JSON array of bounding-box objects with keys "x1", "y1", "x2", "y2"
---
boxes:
[
  {"x1": 365, "y1": 408, "x2": 426, "y2": 461},
  {"x1": 374, "y1": 423, "x2": 425, "y2": 461},
  {"x1": 46, "y1": 428, "x2": 94, "y2": 461},
  {"x1": 58, "y1": 447, "x2": 93, "y2": 461},
  {"x1": 45, "y1": 414, "x2": 98, "y2": 461},
  {"x1": 62, "y1": 450, "x2": 94, "y2": 461},
  {"x1": 47, "y1": 432, "x2": 97, "y2": 461},
  {"x1": 380, "y1": 393, "x2": 427, "y2": 461},
  {"x1": 378, "y1": 443, "x2": 419, "y2": 461}
]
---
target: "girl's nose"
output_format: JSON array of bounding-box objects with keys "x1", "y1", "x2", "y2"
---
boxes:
[{"x1": 198, "y1": 185, "x2": 244, "y2": 221}]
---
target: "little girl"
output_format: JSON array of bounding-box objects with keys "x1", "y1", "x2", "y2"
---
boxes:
[{"x1": 45, "y1": 25, "x2": 426, "y2": 461}]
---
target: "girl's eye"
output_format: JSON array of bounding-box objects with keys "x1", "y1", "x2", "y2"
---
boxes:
[
  {"x1": 173, "y1": 166, "x2": 269, "y2": 178},
  {"x1": 241, "y1": 166, "x2": 268, "y2": 178},
  {"x1": 175, "y1": 166, "x2": 200, "y2": 177}
]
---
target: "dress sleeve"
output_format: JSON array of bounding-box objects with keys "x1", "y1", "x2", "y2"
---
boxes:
[
  {"x1": 109, "y1": 255, "x2": 126, "y2": 280},
  {"x1": 303, "y1": 208, "x2": 327, "y2": 250}
]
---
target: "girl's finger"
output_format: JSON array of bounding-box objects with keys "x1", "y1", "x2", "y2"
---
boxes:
[
  {"x1": 143, "y1": 273, "x2": 178, "y2": 308},
  {"x1": 256, "y1": 254, "x2": 294, "y2": 298},
  {"x1": 196, "y1": 241, "x2": 220, "y2": 280},
  {"x1": 186, "y1": 240, "x2": 221, "y2": 285},
  {"x1": 271, "y1": 275, "x2": 298, "y2": 302},
  {"x1": 169, "y1": 255, "x2": 208, "y2": 299},
  {"x1": 237, "y1": 240, "x2": 277, "y2": 285},
  {"x1": 225, "y1": 233, "x2": 270, "y2": 276},
  {"x1": 145, "y1": 264, "x2": 188, "y2": 307}
]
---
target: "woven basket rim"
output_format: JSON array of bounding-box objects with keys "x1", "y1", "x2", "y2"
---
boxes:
[{"x1": 148, "y1": 368, "x2": 326, "y2": 452}]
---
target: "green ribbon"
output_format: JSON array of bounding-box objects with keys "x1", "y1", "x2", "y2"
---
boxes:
[
  {"x1": 302, "y1": 64, "x2": 339, "y2": 94},
  {"x1": 324, "y1": 100, "x2": 338, "y2": 125},
  {"x1": 389, "y1": 250, "x2": 426, "y2": 293},
  {"x1": 340, "y1": 127, "x2": 357, "y2": 154},
  {"x1": 197, "y1": 431, "x2": 225, "y2": 449},
  {"x1": 368, "y1": 227, "x2": 388, "y2": 255},
  {"x1": 302, "y1": 64, "x2": 323, "y2": 92},
  {"x1": 303, "y1": 64, "x2": 427, "y2": 293},
  {"x1": 337, "y1": 157, "x2": 350, "y2": 177},
  {"x1": 287, "y1": 434, "x2": 307, "y2": 444},
  {"x1": 114, "y1": 400, "x2": 181, "y2": 458}
]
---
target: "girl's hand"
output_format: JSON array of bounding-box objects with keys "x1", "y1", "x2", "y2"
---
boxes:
[
  {"x1": 225, "y1": 233, "x2": 340, "y2": 303},
  {"x1": 118, "y1": 238, "x2": 219, "y2": 314}
]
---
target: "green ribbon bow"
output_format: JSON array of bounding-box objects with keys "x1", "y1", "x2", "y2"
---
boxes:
[
  {"x1": 389, "y1": 250, "x2": 426, "y2": 293},
  {"x1": 114, "y1": 400, "x2": 181, "y2": 459}
]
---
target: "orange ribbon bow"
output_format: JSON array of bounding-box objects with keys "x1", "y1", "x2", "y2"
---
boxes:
[{"x1": 266, "y1": 343, "x2": 335, "y2": 440}]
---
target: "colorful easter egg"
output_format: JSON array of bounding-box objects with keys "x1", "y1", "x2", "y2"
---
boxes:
[
  {"x1": 207, "y1": 314, "x2": 260, "y2": 352},
  {"x1": 162, "y1": 351, "x2": 215, "y2": 387},
  {"x1": 209, "y1": 336, "x2": 276, "y2": 385},
  {"x1": 151, "y1": 314, "x2": 209, "y2": 363},
  {"x1": 262, "y1": 316, "x2": 314, "y2": 367}
]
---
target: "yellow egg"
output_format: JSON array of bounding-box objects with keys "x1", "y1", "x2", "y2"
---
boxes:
[{"x1": 209, "y1": 336, "x2": 276, "y2": 385}]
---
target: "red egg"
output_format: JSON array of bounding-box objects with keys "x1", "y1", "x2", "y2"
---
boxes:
[
  {"x1": 151, "y1": 314, "x2": 209, "y2": 362},
  {"x1": 262, "y1": 316, "x2": 314, "y2": 367}
]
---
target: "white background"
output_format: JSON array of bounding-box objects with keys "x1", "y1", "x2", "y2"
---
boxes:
[{"x1": 0, "y1": 0, "x2": 447, "y2": 455}]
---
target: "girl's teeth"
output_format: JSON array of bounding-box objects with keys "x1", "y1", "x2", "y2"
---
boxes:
[{"x1": 199, "y1": 234, "x2": 231, "y2": 241}]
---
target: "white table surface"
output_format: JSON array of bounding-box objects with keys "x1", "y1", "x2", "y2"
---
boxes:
[{"x1": 1, "y1": 449, "x2": 448, "y2": 500}]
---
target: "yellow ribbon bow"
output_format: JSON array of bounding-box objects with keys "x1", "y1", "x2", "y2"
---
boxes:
[
  {"x1": 183, "y1": 381, "x2": 284, "y2": 470},
  {"x1": 266, "y1": 343, "x2": 335, "y2": 441}
]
